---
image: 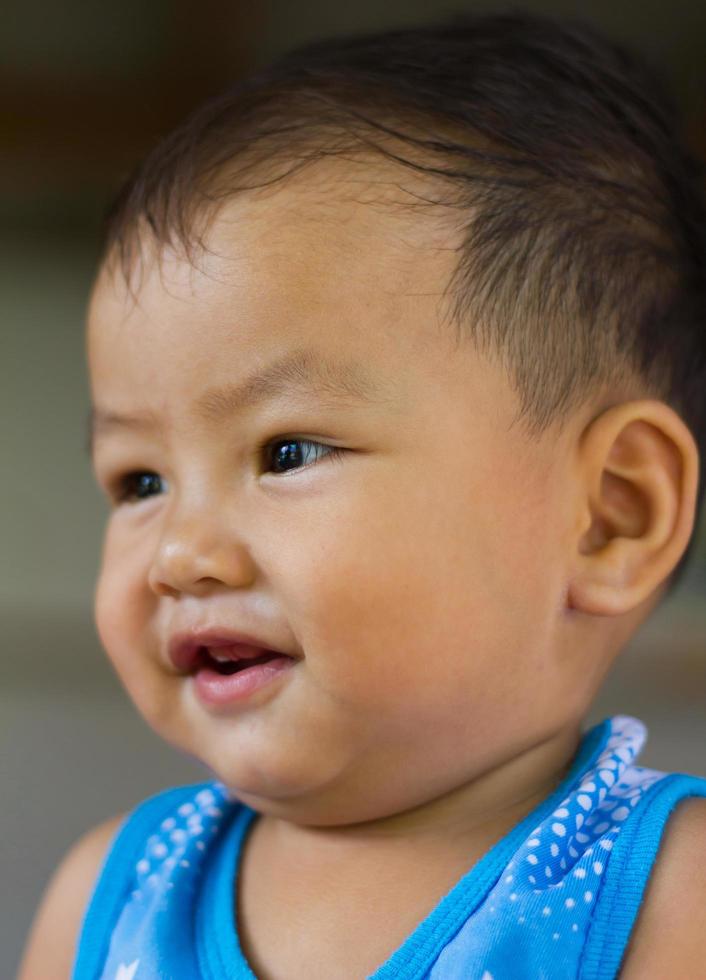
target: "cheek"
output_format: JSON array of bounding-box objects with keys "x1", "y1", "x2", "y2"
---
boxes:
[
  {"x1": 93, "y1": 531, "x2": 176, "y2": 729},
  {"x1": 283, "y1": 480, "x2": 504, "y2": 712},
  {"x1": 285, "y1": 458, "x2": 555, "y2": 724},
  {"x1": 94, "y1": 523, "x2": 150, "y2": 665}
]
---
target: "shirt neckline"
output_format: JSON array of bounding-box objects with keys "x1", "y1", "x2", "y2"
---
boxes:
[{"x1": 197, "y1": 717, "x2": 612, "y2": 980}]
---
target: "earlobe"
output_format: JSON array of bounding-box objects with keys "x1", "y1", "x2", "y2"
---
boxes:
[{"x1": 567, "y1": 400, "x2": 699, "y2": 617}]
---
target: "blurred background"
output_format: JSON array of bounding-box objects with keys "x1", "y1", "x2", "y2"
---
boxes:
[{"x1": 3, "y1": 0, "x2": 705, "y2": 975}]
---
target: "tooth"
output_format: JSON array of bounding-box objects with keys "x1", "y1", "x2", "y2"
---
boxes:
[{"x1": 210, "y1": 651, "x2": 236, "y2": 662}]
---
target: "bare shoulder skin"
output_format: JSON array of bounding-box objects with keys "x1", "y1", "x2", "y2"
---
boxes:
[
  {"x1": 618, "y1": 798, "x2": 706, "y2": 978},
  {"x1": 16, "y1": 813, "x2": 125, "y2": 980}
]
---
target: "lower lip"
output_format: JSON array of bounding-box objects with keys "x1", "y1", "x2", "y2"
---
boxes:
[{"x1": 192, "y1": 656, "x2": 296, "y2": 706}]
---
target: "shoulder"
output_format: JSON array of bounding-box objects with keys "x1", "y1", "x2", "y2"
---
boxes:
[
  {"x1": 16, "y1": 812, "x2": 126, "y2": 980},
  {"x1": 618, "y1": 797, "x2": 706, "y2": 978}
]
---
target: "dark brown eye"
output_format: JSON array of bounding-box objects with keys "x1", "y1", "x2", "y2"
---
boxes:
[
  {"x1": 263, "y1": 439, "x2": 344, "y2": 475},
  {"x1": 117, "y1": 471, "x2": 165, "y2": 502}
]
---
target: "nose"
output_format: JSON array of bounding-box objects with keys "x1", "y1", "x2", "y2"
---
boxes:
[{"x1": 147, "y1": 505, "x2": 256, "y2": 597}]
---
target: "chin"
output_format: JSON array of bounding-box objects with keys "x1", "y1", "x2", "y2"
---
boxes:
[{"x1": 201, "y1": 742, "x2": 348, "y2": 817}]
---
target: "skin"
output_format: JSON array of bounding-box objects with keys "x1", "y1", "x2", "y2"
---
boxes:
[{"x1": 86, "y1": 159, "x2": 699, "y2": 977}]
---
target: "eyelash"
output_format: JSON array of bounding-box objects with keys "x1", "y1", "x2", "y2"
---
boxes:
[{"x1": 111, "y1": 438, "x2": 346, "y2": 504}]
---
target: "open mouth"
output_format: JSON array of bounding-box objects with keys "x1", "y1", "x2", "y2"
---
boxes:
[{"x1": 195, "y1": 648, "x2": 287, "y2": 676}]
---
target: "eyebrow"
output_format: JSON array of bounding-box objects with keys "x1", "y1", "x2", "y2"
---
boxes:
[{"x1": 86, "y1": 347, "x2": 386, "y2": 457}]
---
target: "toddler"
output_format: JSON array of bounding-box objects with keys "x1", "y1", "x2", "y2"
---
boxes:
[{"x1": 18, "y1": 10, "x2": 706, "y2": 980}]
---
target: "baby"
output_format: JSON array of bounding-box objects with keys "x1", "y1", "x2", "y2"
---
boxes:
[{"x1": 18, "y1": 10, "x2": 706, "y2": 980}]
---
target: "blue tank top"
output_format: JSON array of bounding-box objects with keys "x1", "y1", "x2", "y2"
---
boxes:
[{"x1": 72, "y1": 714, "x2": 706, "y2": 979}]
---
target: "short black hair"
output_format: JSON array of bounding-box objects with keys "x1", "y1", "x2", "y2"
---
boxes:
[{"x1": 100, "y1": 8, "x2": 706, "y2": 598}]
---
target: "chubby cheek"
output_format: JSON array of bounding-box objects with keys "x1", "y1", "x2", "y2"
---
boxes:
[
  {"x1": 288, "y1": 488, "x2": 515, "y2": 726},
  {"x1": 287, "y1": 456, "x2": 556, "y2": 745},
  {"x1": 94, "y1": 526, "x2": 156, "y2": 701}
]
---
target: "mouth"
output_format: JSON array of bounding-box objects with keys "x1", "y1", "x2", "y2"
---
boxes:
[
  {"x1": 168, "y1": 629, "x2": 298, "y2": 707},
  {"x1": 195, "y1": 646, "x2": 288, "y2": 676},
  {"x1": 169, "y1": 629, "x2": 298, "y2": 675},
  {"x1": 190, "y1": 645, "x2": 297, "y2": 707}
]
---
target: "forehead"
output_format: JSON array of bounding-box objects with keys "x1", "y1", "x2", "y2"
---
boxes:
[
  {"x1": 86, "y1": 160, "x2": 508, "y2": 443},
  {"x1": 89, "y1": 156, "x2": 462, "y2": 345}
]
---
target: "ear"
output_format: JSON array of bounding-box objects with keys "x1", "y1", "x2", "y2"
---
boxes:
[{"x1": 567, "y1": 400, "x2": 700, "y2": 616}]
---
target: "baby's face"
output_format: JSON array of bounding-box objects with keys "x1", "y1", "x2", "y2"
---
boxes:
[{"x1": 88, "y1": 169, "x2": 581, "y2": 826}]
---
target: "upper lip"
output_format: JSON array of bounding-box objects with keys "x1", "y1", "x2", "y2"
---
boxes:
[{"x1": 168, "y1": 627, "x2": 294, "y2": 674}]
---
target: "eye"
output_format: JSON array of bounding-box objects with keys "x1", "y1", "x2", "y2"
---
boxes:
[
  {"x1": 113, "y1": 471, "x2": 166, "y2": 504},
  {"x1": 262, "y1": 438, "x2": 345, "y2": 475},
  {"x1": 106, "y1": 439, "x2": 344, "y2": 503}
]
